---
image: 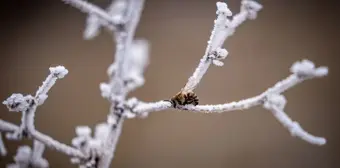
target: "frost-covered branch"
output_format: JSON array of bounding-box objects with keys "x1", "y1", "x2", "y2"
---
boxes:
[
  {"x1": 0, "y1": 119, "x2": 19, "y2": 133},
  {"x1": 7, "y1": 140, "x2": 49, "y2": 168},
  {"x1": 184, "y1": 60, "x2": 328, "y2": 145},
  {"x1": 183, "y1": 0, "x2": 262, "y2": 92},
  {"x1": 99, "y1": 0, "x2": 146, "y2": 167},
  {"x1": 2, "y1": 0, "x2": 328, "y2": 167},
  {"x1": 180, "y1": 60, "x2": 328, "y2": 113},
  {"x1": 131, "y1": 60, "x2": 328, "y2": 116},
  {"x1": 263, "y1": 94, "x2": 325, "y2": 145},
  {"x1": 133, "y1": 60, "x2": 328, "y2": 145},
  {"x1": 61, "y1": 0, "x2": 122, "y2": 32},
  {"x1": 84, "y1": 0, "x2": 128, "y2": 39},
  {"x1": 24, "y1": 102, "x2": 85, "y2": 158},
  {"x1": 108, "y1": 0, "x2": 145, "y2": 96},
  {"x1": 62, "y1": 0, "x2": 148, "y2": 167},
  {"x1": 69, "y1": 123, "x2": 123, "y2": 168},
  {"x1": 133, "y1": 100, "x2": 172, "y2": 116},
  {"x1": 0, "y1": 120, "x2": 20, "y2": 156},
  {"x1": 101, "y1": 39, "x2": 149, "y2": 98},
  {"x1": 0, "y1": 133, "x2": 7, "y2": 156},
  {"x1": 2, "y1": 66, "x2": 86, "y2": 160}
]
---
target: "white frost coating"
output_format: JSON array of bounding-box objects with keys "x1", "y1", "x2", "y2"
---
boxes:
[
  {"x1": 61, "y1": 0, "x2": 118, "y2": 28},
  {"x1": 7, "y1": 142, "x2": 49, "y2": 168},
  {"x1": 123, "y1": 40, "x2": 149, "y2": 91},
  {"x1": 12, "y1": 146, "x2": 32, "y2": 167},
  {"x1": 262, "y1": 93, "x2": 326, "y2": 145},
  {"x1": 241, "y1": 0, "x2": 263, "y2": 20},
  {"x1": 71, "y1": 126, "x2": 99, "y2": 167},
  {"x1": 84, "y1": 15, "x2": 101, "y2": 39},
  {"x1": 208, "y1": 48, "x2": 229, "y2": 66},
  {"x1": 35, "y1": 66, "x2": 68, "y2": 100},
  {"x1": 0, "y1": 133, "x2": 7, "y2": 156},
  {"x1": 37, "y1": 94, "x2": 48, "y2": 106},
  {"x1": 25, "y1": 102, "x2": 85, "y2": 158},
  {"x1": 123, "y1": 98, "x2": 139, "y2": 118},
  {"x1": 266, "y1": 105, "x2": 326, "y2": 145},
  {"x1": 30, "y1": 141, "x2": 49, "y2": 168},
  {"x1": 1, "y1": 0, "x2": 329, "y2": 167},
  {"x1": 95, "y1": 123, "x2": 110, "y2": 141},
  {"x1": 84, "y1": 0, "x2": 127, "y2": 39},
  {"x1": 107, "y1": 0, "x2": 127, "y2": 21},
  {"x1": 98, "y1": 120, "x2": 123, "y2": 168},
  {"x1": 96, "y1": 1, "x2": 146, "y2": 167},
  {"x1": 0, "y1": 119, "x2": 20, "y2": 132},
  {"x1": 99, "y1": 83, "x2": 111, "y2": 98},
  {"x1": 31, "y1": 141, "x2": 46, "y2": 161},
  {"x1": 179, "y1": 60, "x2": 329, "y2": 114},
  {"x1": 107, "y1": 63, "x2": 117, "y2": 77},
  {"x1": 71, "y1": 123, "x2": 117, "y2": 168},
  {"x1": 290, "y1": 59, "x2": 328, "y2": 77},
  {"x1": 125, "y1": 40, "x2": 149, "y2": 75},
  {"x1": 0, "y1": 119, "x2": 20, "y2": 141},
  {"x1": 107, "y1": 115, "x2": 118, "y2": 125},
  {"x1": 71, "y1": 136, "x2": 86, "y2": 149},
  {"x1": 124, "y1": 111, "x2": 137, "y2": 119},
  {"x1": 216, "y1": 48, "x2": 228, "y2": 58},
  {"x1": 49, "y1": 66, "x2": 68, "y2": 79},
  {"x1": 183, "y1": 1, "x2": 262, "y2": 92},
  {"x1": 133, "y1": 101, "x2": 172, "y2": 115},
  {"x1": 76, "y1": 126, "x2": 92, "y2": 137},
  {"x1": 170, "y1": 60, "x2": 328, "y2": 145},
  {"x1": 2, "y1": 66, "x2": 85, "y2": 159},
  {"x1": 2, "y1": 94, "x2": 30, "y2": 112},
  {"x1": 216, "y1": 2, "x2": 232, "y2": 16},
  {"x1": 263, "y1": 94, "x2": 286, "y2": 110}
]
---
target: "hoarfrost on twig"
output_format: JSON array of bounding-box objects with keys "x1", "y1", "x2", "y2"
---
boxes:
[
  {"x1": 6, "y1": 140, "x2": 49, "y2": 168},
  {"x1": 264, "y1": 97, "x2": 326, "y2": 145},
  {"x1": 2, "y1": 66, "x2": 86, "y2": 159},
  {"x1": 0, "y1": 133, "x2": 7, "y2": 156},
  {"x1": 62, "y1": 0, "x2": 120, "y2": 31},
  {"x1": 84, "y1": 0, "x2": 128, "y2": 39},
  {"x1": 183, "y1": 0, "x2": 262, "y2": 92},
  {"x1": 1, "y1": 0, "x2": 329, "y2": 168},
  {"x1": 133, "y1": 59, "x2": 328, "y2": 145}
]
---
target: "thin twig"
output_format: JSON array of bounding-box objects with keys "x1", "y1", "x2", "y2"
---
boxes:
[
  {"x1": 61, "y1": 0, "x2": 120, "y2": 30},
  {"x1": 0, "y1": 133, "x2": 7, "y2": 156},
  {"x1": 2, "y1": 66, "x2": 86, "y2": 159},
  {"x1": 0, "y1": 119, "x2": 20, "y2": 132}
]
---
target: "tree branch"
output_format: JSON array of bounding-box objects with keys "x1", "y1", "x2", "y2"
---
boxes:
[
  {"x1": 2, "y1": 66, "x2": 86, "y2": 160},
  {"x1": 183, "y1": 0, "x2": 262, "y2": 93},
  {"x1": 2, "y1": 0, "x2": 328, "y2": 167},
  {"x1": 84, "y1": 0, "x2": 128, "y2": 39},
  {"x1": 0, "y1": 119, "x2": 19, "y2": 133},
  {"x1": 25, "y1": 104, "x2": 85, "y2": 158},
  {"x1": 61, "y1": 0, "x2": 120, "y2": 31},
  {"x1": 0, "y1": 133, "x2": 6, "y2": 156},
  {"x1": 265, "y1": 101, "x2": 326, "y2": 145},
  {"x1": 133, "y1": 60, "x2": 328, "y2": 145}
]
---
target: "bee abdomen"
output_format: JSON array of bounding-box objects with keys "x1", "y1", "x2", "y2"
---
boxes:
[{"x1": 170, "y1": 91, "x2": 199, "y2": 108}]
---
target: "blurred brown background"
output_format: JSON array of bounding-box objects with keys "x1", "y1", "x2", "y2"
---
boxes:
[{"x1": 0, "y1": 0, "x2": 339, "y2": 168}]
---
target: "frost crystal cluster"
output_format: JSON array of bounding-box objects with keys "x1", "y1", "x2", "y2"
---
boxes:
[{"x1": 0, "y1": 0, "x2": 328, "y2": 168}]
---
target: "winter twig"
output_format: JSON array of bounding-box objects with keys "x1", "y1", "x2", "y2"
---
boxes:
[{"x1": 1, "y1": 0, "x2": 328, "y2": 167}]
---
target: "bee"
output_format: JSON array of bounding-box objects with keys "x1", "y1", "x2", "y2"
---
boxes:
[{"x1": 170, "y1": 90, "x2": 199, "y2": 108}]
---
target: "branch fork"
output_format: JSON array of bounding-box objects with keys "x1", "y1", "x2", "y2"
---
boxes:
[{"x1": 0, "y1": 0, "x2": 329, "y2": 168}]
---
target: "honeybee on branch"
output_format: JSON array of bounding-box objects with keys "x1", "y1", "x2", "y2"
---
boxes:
[
  {"x1": 169, "y1": 74, "x2": 201, "y2": 108},
  {"x1": 170, "y1": 90, "x2": 199, "y2": 108}
]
